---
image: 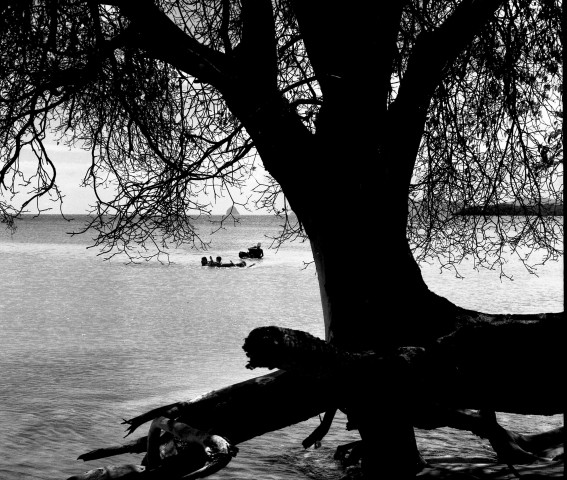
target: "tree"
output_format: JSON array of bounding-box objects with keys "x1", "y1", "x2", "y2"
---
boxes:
[{"x1": 0, "y1": 1, "x2": 563, "y2": 479}]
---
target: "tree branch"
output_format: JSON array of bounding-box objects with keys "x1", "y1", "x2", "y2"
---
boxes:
[
  {"x1": 242, "y1": 319, "x2": 565, "y2": 415},
  {"x1": 117, "y1": 0, "x2": 230, "y2": 88},
  {"x1": 290, "y1": 1, "x2": 405, "y2": 106},
  {"x1": 391, "y1": 0, "x2": 508, "y2": 177},
  {"x1": 397, "y1": 0, "x2": 507, "y2": 111},
  {"x1": 235, "y1": 0, "x2": 278, "y2": 92}
]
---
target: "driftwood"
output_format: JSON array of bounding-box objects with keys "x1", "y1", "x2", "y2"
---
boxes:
[
  {"x1": 69, "y1": 417, "x2": 237, "y2": 480},
  {"x1": 70, "y1": 319, "x2": 564, "y2": 479},
  {"x1": 80, "y1": 369, "x2": 337, "y2": 462},
  {"x1": 70, "y1": 369, "x2": 337, "y2": 479}
]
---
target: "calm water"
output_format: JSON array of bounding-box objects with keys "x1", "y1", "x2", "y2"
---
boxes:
[{"x1": 0, "y1": 215, "x2": 563, "y2": 480}]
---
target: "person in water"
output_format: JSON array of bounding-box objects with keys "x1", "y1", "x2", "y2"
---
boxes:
[
  {"x1": 218, "y1": 256, "x2": 246, "y2": 267},
  {"x1": 201, "y1": 256, "x2": 218, "y2": 266},
  {"x1": 249, "y1": 243, "x2": 263, "y2": 258},
  {"x1": 201, "y1": 256, "x2": 246, "y2": 267}
]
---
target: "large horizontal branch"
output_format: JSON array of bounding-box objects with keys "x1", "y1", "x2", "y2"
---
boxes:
[
  {"x1": 242, "y1": 325, "x2": 379, "y2": 373},
  {"x1": 429, "y1": 312, "x2": 564, "y2": 414},
  {"x1": 117, "y1": 0, "x2": 229, "y2": 88},
  {"x1": 82, "y1": 311, "x2": 563, "y2": 463},
  {"x1": 74, "y1": 311, "x2": 563, "y2": 480},
  {"x1": 244, "y1": 314, "x2": 565, "y2": 415}
]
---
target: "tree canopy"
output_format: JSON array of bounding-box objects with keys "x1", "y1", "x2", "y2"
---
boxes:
[{"x1": 0, "y1": 0, "x2": 563, "y2": 268}]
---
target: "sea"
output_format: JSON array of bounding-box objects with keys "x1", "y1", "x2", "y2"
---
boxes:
[{"x1": 0, "y1": 214, "x2": 563, "y2": 480}]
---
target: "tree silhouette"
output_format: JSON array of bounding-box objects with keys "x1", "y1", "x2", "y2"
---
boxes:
[{"x1": 0, "y1": 1, "x2": 563, "y2": 479}]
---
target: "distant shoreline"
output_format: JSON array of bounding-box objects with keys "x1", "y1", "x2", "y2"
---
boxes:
[
  {"x1": 8, "y1": 206, "x2": 563, "y2": 219},
  {"x1": 456, "y1": 203, "x2": 563, "y2": 216},
  {"x1": 6, "y1": 212, "x2": 281, "y2": 217}
]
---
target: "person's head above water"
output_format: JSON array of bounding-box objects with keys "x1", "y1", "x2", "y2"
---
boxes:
[{"x1": 201, "y1": 257, "x2": 208, "y2": 266}]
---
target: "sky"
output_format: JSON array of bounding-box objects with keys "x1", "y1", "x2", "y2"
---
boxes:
[{"x1": 8, "y1": 141, "x2": 270, "y2": 216}]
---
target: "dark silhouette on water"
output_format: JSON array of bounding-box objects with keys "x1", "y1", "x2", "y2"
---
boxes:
[
  {"x1": 201, "y1": 256, "x2": 246, "y2": 268},
  {"x1": 239, "y1": 243, "x2": 264, "y2": 259}
]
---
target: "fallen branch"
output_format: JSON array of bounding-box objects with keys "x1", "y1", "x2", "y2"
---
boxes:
[
  {"x1": 81, "y1": 369, "x2": 336, "y2": 462},
  {"x1": 71, "y1": 320, "x2": 564, "y2": 479}
]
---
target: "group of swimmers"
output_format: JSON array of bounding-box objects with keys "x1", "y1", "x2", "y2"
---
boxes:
[{"x1": 201, "y1": 256, "x2": 247, "y2": 268}]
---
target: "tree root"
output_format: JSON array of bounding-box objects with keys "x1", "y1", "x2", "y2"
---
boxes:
[
  {"x1": 481, "y1": 411, "x2": 563, "y2": 464},
  {"x1": 415, "y1": 407, "x2": 563, "y2": 465}
]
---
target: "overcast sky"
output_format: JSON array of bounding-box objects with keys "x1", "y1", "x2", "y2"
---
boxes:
[{"x1": 11, "y1": 142, "x2": 266, "y2": 216}]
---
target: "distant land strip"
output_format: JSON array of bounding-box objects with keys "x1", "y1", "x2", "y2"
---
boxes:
[{"x1": 457, "y1": 203, "x2": 563, "y2": 216}]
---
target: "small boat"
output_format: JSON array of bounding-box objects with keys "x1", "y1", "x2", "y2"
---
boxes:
[{"x1": 239, "y1": 243, "x2": 264, "y2": 259}]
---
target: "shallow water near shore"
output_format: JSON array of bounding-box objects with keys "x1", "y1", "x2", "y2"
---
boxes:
[{"x1": 0, "y1": 215, "x2": 563, "y2": 480}]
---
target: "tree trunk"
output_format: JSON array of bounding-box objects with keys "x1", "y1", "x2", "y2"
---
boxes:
[
  {"x1": 286, "y1": 140, "x2": 453, "y2": 478},
  {"x1": 239, "y1": 125, "x2": 562, "y2": 477}
]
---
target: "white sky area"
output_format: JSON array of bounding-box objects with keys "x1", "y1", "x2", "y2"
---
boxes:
[{"x1": 9, "y1": 141, "x2": 269, "y2": 215}]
